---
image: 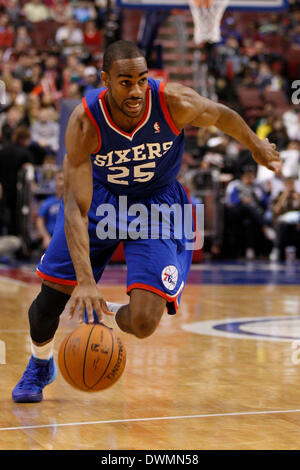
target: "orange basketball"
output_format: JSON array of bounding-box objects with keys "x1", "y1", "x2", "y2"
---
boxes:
[{"x1": 58, "y1": 323, "x2": 126, "y2": 392}]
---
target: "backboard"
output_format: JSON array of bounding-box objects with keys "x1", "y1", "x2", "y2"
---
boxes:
[{"x1": 116, "y1": 0, "x2": 289, "y2": 10}]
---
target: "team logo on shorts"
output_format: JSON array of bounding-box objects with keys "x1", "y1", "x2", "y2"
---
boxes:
[{"x1": 161, "y1": 265, "x2": 178, "y2": 291}]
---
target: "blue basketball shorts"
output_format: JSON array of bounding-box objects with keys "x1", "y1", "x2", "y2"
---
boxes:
[{"x1": 37, "y1": 180, "x2": 194, "y2": 314}]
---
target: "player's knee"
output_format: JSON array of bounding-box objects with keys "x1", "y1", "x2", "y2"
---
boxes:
[
  {"x1": 130, "y1": 304, "x2": 165, "y2": 339},
  {"x1": 131, "y1": 314, "x2": 158, "y2": 338}
]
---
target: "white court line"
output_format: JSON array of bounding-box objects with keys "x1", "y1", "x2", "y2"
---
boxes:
[
  {"x1": 2, "y1": 409, "x2": 300, "y2": 432},
  {"x1": 0, "y1": 275, "x2": 30, "y2": 287}
]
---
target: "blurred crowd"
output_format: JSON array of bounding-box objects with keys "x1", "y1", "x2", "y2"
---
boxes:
[
  {"x1": 178, "y1": 0, "x2": 300, "y2": 261},
  {"x1": 0, "y1": 0, "x2": 120, "y2": 260},
  {"x1": 1, "y1": 0, "x2": 300, "y2": 262}
]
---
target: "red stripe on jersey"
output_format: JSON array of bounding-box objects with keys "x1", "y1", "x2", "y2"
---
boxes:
[
  {"x1": 99, "y1": 86, "x2": 151, "y2": 138},
  {"x1": 82, "y1": 96, "x2": 102, "y2": 154},
  {"x1": 158, "y1": 82, "x2": 180, "y2": 136}
]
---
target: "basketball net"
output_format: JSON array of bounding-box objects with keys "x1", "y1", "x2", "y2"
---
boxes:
[{"x1": 188, "y1": 0, "x2": 230, "y2": 44}]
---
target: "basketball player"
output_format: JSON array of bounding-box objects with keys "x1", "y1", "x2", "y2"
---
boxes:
[{"x1": 12, "y1": 40, "x2": 281, "y2": 402}]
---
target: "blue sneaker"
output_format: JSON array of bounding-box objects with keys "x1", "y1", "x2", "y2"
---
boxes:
[{"x1": 12, "y1": 356, "x2": 57, "y2": 403}]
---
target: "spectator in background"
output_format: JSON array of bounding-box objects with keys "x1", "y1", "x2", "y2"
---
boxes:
[
  {"x1": 14, "y1": 25, "x2": 32, "y2": 47},
  {"x1": 67, "y1": 82, "x2": 81, "y2": 99},
  {"x1": 63, "y1": 54, "x2": 84, "y2": 82},
  {"x1": 43, "y1": 53, "x2": 60, "y2": 82},
  {"x1": 55, "y1": 16, "x2": 83, "y2": 56},
  {"x1": 290, "y1": 22, "x2": 300, "y2": 46},
  {"x1": 256, "y1": 106, "x2": 275, "y2": 140},
  {"x1": 220, "y1": 17, "x2": 242, "y2": 44},
  {"x1": 6, "y1": 77, "x2": 27, "y2": 109},
  {"x1": 259, "y1": 12, "x2": 283, "y2": 35},
  {"x1": 31, "y1": 107, "x2": 59, "y2": 154},
  {"x1": 5, "y1": 0, "x2": 21, "y2": 27},
  {"x1": 27, "y1": 92, "x2": 41, "y2": 124},
  {"x1": 48, "y1": 0, "x2": 74, "y2": 23},
  {"x1": 255, "y1": 62, "x2": 273, "y2": 90},
  {"x1": 0, "y1": 12, "x2": 14, "y2": 48},
  {"x1": 31, "y1": 54, "x2": 62, "y2": 109},
  {"x1": 225, "y1": 166, "x2": 272, "y2": 259},
  {"x1": 280, "y1": 141, "x2": 300, "y2": 179},
  {"x1": 62, "y1": 54, "x2": 85, "y2": 97},
  {"x1": 82, "y1": 66, "x2": 99, "y2": 95},
  {"x1": 73, "y1": 1, "x2": 97, "y2": 23},
  {"x1": 14, "y1": 52, "x2": 34, "y2": 85},
  {"x1": 273, "y1": 177, "x2": 300, "y2": 260},
  {"x1": 34, "y1": 152, "x2": 58, "y2": 193},
  {"x1": 267, "y1": 118, "x2": 290, "y2": 151},
  {"x1": 0, "y1": 126, "x2": 33, "y2": 235},
  {"x1": 83, "y1": 20, "x2": 102, "y2": 50},
  {"x1": 36, "y1": 169, "x2": 64, "y2": 249},
  {"x1": 0, "y1": 177, "x2": 21, "y2": 259},
  {"x1": 23, "y1": 63, "x2": 43, "y2": 94},
  {"x1": 282, "y1": 104, "x2": 300, "y2": 141},
  {"x1": 1, "y1": 105, "x2": 25, "y2": 144},
  {"x1": 40, "y1": 93, "x2": 59, "y2": 121},
  {"x1": 239, "y1": 59, "x2": 259, "y2": 87},
  {"x1": 251, "y1": 40, "x2": 269, "y2": 63},
  {"x1": 23, "y1": 0, "x2": 51, "y2": 23},
  {"x1": 0, "y1": 61, "x2": 14, "y2": 90},
  {"x1": 215, "y1": 36, "x2": 245, "y2": 80}
]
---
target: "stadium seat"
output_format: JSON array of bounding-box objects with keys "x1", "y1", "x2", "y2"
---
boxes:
[
  {"x1": 30, "y1": 20, "x2": 60, "y2": 49},
  {"x1": 262, "y1": 89, "x2": 288, "y2": 107},
  {"x1": 286, "y1": 49, "x2": 300, "y2": 81},
  {"x1": 237, "y1": 87, "x2": 264, "y2": 109}
]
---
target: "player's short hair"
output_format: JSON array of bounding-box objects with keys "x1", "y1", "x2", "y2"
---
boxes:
[{"x1": 103, "y1": 40, "x2": 145, "y2": 73}]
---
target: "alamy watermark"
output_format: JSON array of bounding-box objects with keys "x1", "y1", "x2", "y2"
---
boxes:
[
  {"x1": 291, "y1": 81, "x2": 300, "y2": 105},
  {"x1": 95, "y1": 196, "x2": 204, "y2": 251},
  {"x1": 0, "y1": 80, "x2": 6, "y2": 106}
]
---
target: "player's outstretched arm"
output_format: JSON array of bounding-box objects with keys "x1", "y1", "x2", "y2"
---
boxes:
[
  {"x1": 164, "y1": 82, "x2": 281, "y2": 173},
  {"x1": 64, "y1": 103, "x2": 107, "y2": 323}
]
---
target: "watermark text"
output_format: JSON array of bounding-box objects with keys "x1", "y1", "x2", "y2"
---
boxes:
[{"x1": 95, "y1": 197, "x2": 204, "y2": 250}]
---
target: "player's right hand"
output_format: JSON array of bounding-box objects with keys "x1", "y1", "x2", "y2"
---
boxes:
[
  {"x1": 252, "y1": 138, "x2": 281, "y2": 173},
  {"x1": 68, "y1": 284, "x2": 107, "y2": 324}
]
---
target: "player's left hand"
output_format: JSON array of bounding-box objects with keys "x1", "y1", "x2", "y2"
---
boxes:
[
  {"x1": 68, "y1": 284, "x2": 108, "y2": 324},
  {"x1": 252, "y1": 138, "x2": 282, "y2": 173}
]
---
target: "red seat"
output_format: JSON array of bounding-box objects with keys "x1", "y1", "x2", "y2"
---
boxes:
[
  {"x1": 237, "y1": 87, "x2": 263, "y2": 109},
  {"x1": 30, "y1": 20, "x2": 60, "y2": 49},
  {"x1": 286, "y1": 49, "x2": 300, "y2": 81},
  {"x1": 262, "y1": 89, "x2": 288, "y2": 106}
]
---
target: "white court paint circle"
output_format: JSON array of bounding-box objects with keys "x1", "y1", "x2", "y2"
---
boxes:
[{"x1": 182, "y1": 316, "x2": 300, "y2": 343}]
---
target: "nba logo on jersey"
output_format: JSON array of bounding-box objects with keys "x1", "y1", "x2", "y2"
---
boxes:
[
  {"x1": 154, "y1": 121, "x2": 160, "y2": 133},
  {"x1": 161, "y1": 265, "x2": 178, "y2": 291}
]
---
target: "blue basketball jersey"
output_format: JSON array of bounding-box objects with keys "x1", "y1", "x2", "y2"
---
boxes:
[{"x1": 82, "y1": 77, "x2": 185, "y2": 198}]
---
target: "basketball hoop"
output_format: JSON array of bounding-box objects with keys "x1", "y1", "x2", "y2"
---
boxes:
[{"x1": 188, "y1": 0, "x2": 230, "y2": 44}]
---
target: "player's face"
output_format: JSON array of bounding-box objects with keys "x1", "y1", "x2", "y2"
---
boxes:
[{"x1": 102, "y1": 57, "x2": 148, "y2": 119}]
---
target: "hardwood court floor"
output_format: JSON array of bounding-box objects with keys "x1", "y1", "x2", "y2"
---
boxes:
[{"x1": 1, "y1": 269, "x2": 300, "y2": 450}]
